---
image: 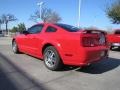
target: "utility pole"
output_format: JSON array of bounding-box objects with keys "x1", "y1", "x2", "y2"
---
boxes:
[
  {"x1": 78, "y1": 0, "x2": 82, "y2": 28},
  {"x1": 6, "y1": 15, "x2": 9, "y2": 36},
  {"x1": 37, "y1": 1, "x2": 44, "y2": 21}
]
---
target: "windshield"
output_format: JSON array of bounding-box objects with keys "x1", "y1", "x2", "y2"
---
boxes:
[{"x1": 56, "y1": 24, "x2": 80, "y2": 32}]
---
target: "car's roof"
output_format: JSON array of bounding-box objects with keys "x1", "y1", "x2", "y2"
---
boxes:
[
  {"x1": 36, "y1": 23, "x2": 55, "y2": 25},
  {"x1": 35, "y1": 23, "x2": 74, "y2": 26}
]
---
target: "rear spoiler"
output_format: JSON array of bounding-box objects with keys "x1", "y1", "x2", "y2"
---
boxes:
[{"x1": 81, "y1": 29, "x2": 107, "y2": 35}]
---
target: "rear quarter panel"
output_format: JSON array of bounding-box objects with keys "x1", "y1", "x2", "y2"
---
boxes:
[{"x1": 41, "y1": 26, "x2": 81, "y2": 63}]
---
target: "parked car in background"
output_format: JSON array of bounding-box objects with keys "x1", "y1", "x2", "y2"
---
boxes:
[
  {"x1": 107, "y1": 29, "x2": 120, "y2": 50},
  {"x1": 0, "y1": 31, "x2": 4, "y2": 37},
  {"x1": 12, "y1": 23, "x2": 108, "y2": 71}
]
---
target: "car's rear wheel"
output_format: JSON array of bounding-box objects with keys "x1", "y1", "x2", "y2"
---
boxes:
[
  {"x1": 12, "y1": 40, "x2": 20, "y2": 54},
  {"x1": 43, "y1": 46, "x2": 63, "y2": 71}
]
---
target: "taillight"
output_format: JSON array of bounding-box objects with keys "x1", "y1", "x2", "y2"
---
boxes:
[
  {"x1": 99, "y1": 33, "x2": 106, "y2": 45},
  {"x1": 82, "y1": 38, "x2": 95, "y2": 47},
  {"x1": 82, "y1": 35, "x2": 106, "y2": 47},
  {"x1": 81, "y1": 30, "x2": 106, "y2": 47}
]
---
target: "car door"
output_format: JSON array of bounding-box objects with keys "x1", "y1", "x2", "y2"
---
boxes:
[
  {"x1": 25, "y1": 24, "x2": 44, "y2": 56},
  {"x1": 16, "y1": 33, "x2": 28, "y2": 52}
]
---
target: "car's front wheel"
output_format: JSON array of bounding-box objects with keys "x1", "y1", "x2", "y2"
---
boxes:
[
  {"x1": 12, "y1": 40, "x2": 20, "y2": 54},
  {"x1": 43, "y1": 46, "x2": 63, "y2": 71}
]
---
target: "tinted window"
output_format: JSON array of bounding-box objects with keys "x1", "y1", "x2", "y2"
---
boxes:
[
  {"x1": 46, "y1": 26, "x2": 57, "y2": 32},
  {"x1": 28, "y1": 25, "x2": 43, "y2": 34},
  {"x1": 56, "y1": 24, "x2": 80, "y2": 32},
  {"x1": 115, "y1": 31, "x2": 120, "y2": 34}
]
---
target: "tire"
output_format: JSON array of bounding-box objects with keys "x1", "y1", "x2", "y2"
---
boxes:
[
  {"x1": 12, "y1": 40, "x2": 20, "y2": 54},
  {"x1": 43, "y1": 46, "x2": 63, "y2": 71}
]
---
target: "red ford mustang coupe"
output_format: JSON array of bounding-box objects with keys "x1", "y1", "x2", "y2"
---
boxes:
[{"x1": 12, "y1": 23, "x2": 108, "y2": 71}]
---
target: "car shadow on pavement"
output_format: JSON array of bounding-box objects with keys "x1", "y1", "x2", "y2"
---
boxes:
[
  {"x1": 76, "y1": 58, "x2": 120, "y2": 74},
  {"x1": 0, "y1": 68, "x2": 18, "y2": 90},
  {"x1": 0, "y1": 52, "x2": 48, "y2": 90}
]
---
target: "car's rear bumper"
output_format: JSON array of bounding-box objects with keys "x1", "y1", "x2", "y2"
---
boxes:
[
  {"x1": 78, "y1": 55, "x2": 108, "y2": 66},
  {"x1": 62, "y1": 46, "x2": 109, "y2": 66}
]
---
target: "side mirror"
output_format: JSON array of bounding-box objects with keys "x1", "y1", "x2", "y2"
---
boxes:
[{"x1": 22, "y1": 31, "x2": 29, "y2": 35}]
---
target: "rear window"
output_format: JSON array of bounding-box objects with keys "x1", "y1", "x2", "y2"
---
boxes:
[
  {"x1": 46, "y1": 26, "x2": 57, "y2": 32},
  {"x1": 56, "y1": 24, "x2": 80, "y2": 32},
  {"x1": 115, "y1": 30, "x2": 120, "y2": 34}
]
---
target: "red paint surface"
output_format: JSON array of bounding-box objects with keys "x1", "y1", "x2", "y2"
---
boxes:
[{"x1": 13, "y1": 23, "x2": 108, "y2": 66}]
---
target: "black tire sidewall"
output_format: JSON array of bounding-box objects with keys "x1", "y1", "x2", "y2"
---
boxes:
[
  {"x1": 43, "y1": 46, "x2": 63, "y2": 71},
  {"x1": 12, "y1": 41, "x2": 19, "y2": 54}
]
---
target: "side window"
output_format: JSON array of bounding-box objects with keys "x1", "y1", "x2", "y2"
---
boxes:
[
  {"x1": 46, "y1": 26, "x2": 57, "y2": 32},
  {"x1": 28, "y1": 25, "x2": 44, "y2": 34}
]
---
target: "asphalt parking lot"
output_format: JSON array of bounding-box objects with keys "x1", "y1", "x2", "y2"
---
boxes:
[{"x1": 0, "y1": 37, "x2": 120, "y2": 90}]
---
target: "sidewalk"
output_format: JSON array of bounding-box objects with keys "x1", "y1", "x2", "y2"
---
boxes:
[{"x1": 0, "y1": 37, "x2": 12, "y2": 45}]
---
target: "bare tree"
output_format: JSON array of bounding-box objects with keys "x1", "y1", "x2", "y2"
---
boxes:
[
  {"x1": 30, "y1": 8, "x2": 62, "y2": 23},
  {"x1": 1, "y1": 14, "x2": 17, "y2": 33}
]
